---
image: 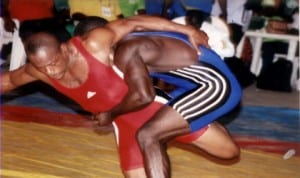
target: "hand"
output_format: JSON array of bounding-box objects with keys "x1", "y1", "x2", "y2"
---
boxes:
[
  {"x1": 91, "y1": 112, "x2": 115, "y2": 134},
  {"x1": 92, "y1": 112, "x2": 113, "y2": 126},
  {"x1": 3, "y1": 17, "x2": 16, "y2": 33},
  {"x1": 187, "y1": 26, "x2": 210, "y2": 55}
]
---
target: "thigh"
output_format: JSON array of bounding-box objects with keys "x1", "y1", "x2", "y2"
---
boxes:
[
  {"x1": 140, "y1": 106, "x2": 191, "y2": 141},
  {"x1": 190, "y1": 122, "x2": 239, "y2": 158}
]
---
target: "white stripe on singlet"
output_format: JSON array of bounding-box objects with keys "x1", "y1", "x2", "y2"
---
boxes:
[
  {"x1": 112, "y1": 65, "x2": 124, "y2": 79},
  {"x1": 154, "y1": 95, "x2": 168, "y2": 104},
  {"x1": 169, "y1": 65, "x2": 228, "y2": 120},
  {"x1": 112, "y1": 121, "x2": 119, "y2": 145}
]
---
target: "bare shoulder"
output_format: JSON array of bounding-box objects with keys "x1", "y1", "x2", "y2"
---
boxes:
[
  {"x1": 79, "y1": 27, "x2": 115, "y2": 64},
  {"x1": 85, "y1": 27, "x2": 115, "y2": 50}
]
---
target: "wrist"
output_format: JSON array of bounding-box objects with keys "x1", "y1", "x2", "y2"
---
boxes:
[{"x1": 184, "y1": 25, "x2": 197, "y2": 34}]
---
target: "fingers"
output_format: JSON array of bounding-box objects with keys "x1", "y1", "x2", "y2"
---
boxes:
[
  {"x1": 93, "y1": 123, "x2": 114, "y2": 134},
  {"x1": 199, "y1": 31, "x2": 209, "y2": 48},
  {"x1": 189, "y1": 30, "x2": 210, "y2": 55},
  {"x1": 91, "y1": 115, "x2": 112, "y2": 127},
  {"x1": 191, "y1": 40, "x2": 201, "y2": 55}
]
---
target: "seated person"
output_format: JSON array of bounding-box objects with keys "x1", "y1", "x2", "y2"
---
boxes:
[
  {"x1": 173, "y1": 10, "x2": 235, "y2": 59},
  {"x1": 118, "y1": 0, "x2": 146, "y2": 18}
]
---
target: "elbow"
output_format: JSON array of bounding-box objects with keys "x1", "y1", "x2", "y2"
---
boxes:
[
  {"x1": 135, "y1": 89, "x2": 155, "y2": 106},
  {"x1": 1, "y1": 82, "x2": 15, "y2": 94},
  {"x1": 1, "y1": 75, "x2": 15, "y2": 94}
]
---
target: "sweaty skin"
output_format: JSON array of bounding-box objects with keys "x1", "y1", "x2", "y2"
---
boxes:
[
  {"x1": 1, "y1": 15, "x2": 212, "y2": 178},
  {"x1": 94, "y1": 34, "x2": 199, "y2": 124},
  {"x1": 96, "y1": 32, "x2": 241, "y2": 178},
  {"x1": 1, "y1": 15, "x2": 209, "y2": 93}
]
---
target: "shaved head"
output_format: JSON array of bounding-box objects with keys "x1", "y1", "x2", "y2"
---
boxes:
[{"x1": 24, "y1": 32, "x2": 60, "y2": 56}]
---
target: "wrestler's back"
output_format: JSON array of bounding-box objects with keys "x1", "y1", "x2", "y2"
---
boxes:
[{"x1": 119, "y1": 36, "x2": 199, "y2": 72}]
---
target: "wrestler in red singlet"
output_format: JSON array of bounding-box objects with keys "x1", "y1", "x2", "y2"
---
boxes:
[{"x1": 49, "y1": 37, "x2": 208, "y2": 171}]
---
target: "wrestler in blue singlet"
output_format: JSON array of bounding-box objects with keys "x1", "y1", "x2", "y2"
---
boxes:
[{"x1": 130, "y1": 31, "x2": 242, "y2": 132}]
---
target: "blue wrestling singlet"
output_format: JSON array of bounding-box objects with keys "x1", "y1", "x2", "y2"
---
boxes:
[{"x1": 129, "y1": 31, "x2": 242, "y2": 132}]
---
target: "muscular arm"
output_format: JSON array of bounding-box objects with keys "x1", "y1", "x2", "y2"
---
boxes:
[
  {"x1": 85, "y1": 15, "x2": 209, "y2": 62},
  {"x1": 1, "y1": 65, "x2": 42, "y2": 93},
  {"x1": 94, "y1": 41, "x2": 156, "y2": 126},
  {"x1": 105, "y1": 15, "x2": 209, "y2": 52},
  {"x1": 113, "y1": 43, "x2": 155, "y2": 115}
]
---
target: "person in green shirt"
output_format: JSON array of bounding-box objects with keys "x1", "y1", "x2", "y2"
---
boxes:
[{"x1": 118, "y1": 0, "x2": 146, "y2": 17}]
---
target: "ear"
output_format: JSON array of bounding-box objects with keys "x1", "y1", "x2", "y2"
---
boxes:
[{"x1": 60, "y1": 43, "x2": 68, "y2": 53}]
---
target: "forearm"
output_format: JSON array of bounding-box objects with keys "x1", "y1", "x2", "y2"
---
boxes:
[
  {"x1": 105, "y1": 15, "x2": 209, "y2": 53},
  {"x1": 129, "y1": 15, "x2": 195, "y2": 33},
  {"x1": 1, "y1": 67, "x2": 38, "y2": 94},
  {"x1": 111, "y1": 62, "x2": 156, "y2": 118},
  {"x1": 110, "y1": 89, "x2": 155, "y2": 118},
  {"x1": 107, "y1": 15, "x2": 197, "y2": 42},
  {"x1": 1, "y1": 73, "x2": 17, "y2": 93},
  {"x1": 94, "y1": 87, "x2": 155, "y2": 126}
]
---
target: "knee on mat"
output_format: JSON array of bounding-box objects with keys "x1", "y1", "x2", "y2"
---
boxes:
[{"x1": 220, "y1": 142, "x2": 240, "y2": 159}]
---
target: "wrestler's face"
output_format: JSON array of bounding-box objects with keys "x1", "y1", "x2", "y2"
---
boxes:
[{"x1": 29, "y1": 47, "x2": 68, "y2": 79}]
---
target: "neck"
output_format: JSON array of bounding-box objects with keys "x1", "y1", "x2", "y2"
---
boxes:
[{"x1": 66, "y1": 43, "x2": 80, "y2": 68}]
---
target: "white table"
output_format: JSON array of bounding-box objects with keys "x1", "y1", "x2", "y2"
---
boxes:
[{"x1": 242, "y1": 29, "x2": 299, "y2": 89}]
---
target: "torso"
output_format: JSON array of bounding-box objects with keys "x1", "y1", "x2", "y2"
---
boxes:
[
  {"x1": 116, "y1": 35, "x2": 199, "y2": 72},
  {"x1": 46, "y1": 37, "x2": 128, "y2": 113},
  {"x1": 49, "y1": 36, "x2": 111, "y2": 88},
  {"x1": 55, "y1": 57, "x2": 89, "y2": 88}
]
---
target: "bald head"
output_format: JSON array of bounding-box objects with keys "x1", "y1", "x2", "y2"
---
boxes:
[{"x1": 24, "y1": 32, "x2": 61, "y2": 56}]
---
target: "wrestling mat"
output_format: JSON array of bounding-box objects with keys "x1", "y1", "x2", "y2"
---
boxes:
[{"x1": 1, "y1": 84, "x2": 300, "y2": 177}]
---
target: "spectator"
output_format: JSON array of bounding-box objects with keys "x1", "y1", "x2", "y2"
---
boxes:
[
  {"x1": 144, "y1": 0, "x2": 168, "y2": 17},
  {"x1": 1, "y1": 0, "x2": 71, "y2": 70},
  {"x1": 68, "y1": 0, "x2": 122, "y2": 21},
  {"x1": 118, "y1": 0, "x2": 146, "y2": 18},
  {"x1": 5, "y1": 0, "x2": 54, "y2": 23},
  {"x1": 173, "y1": 9, "x2": 235, "y2": 59},
  {"x1": 168, "y1": 0, "x2": 215, "y2": 19},
  {"x1": 212, "y1": 0, "x2": 253, "y2": 46},
  {"x1": 2, "y1": 0, "x2": 71, "y2": 42}
]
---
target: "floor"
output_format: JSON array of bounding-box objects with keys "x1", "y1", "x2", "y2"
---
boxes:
[
  {"x1": 1, "y1": 60, "x2": 300, "y2": 178},
  {"x1": 242, "y1": 83, "x2": 299, "y2": 109},
  {"x1": 1, "y1": 120, "x2": 299, "y2": 178}
]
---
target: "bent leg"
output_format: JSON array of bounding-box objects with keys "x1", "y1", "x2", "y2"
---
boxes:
[
  {"x1": 190, "y1": 122, "x2": 240, "y2": 159},
  {"x1": 113, "y1": 102, "x2": 164, "y2": 177},
  {"x1": 136, "y1": 106, "x2": 191, "y2": 178}
]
